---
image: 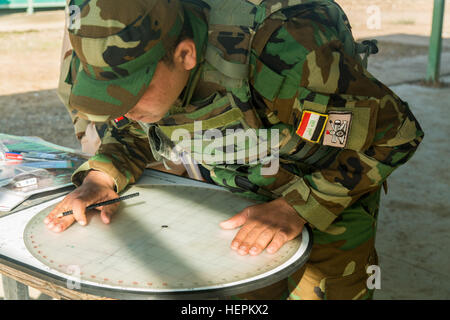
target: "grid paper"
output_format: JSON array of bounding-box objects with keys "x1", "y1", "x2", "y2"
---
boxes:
[{"x1": 23, "y1": 185, "x2": 305, "y2": 292}]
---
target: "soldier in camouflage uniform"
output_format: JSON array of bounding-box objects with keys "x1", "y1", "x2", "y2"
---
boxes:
[
  {"x1": 59, "y1": 9, "x2": 104, "y2": 156},
  {"x1": 46, "y1": 0, "x2": 424, "y2": 300}
]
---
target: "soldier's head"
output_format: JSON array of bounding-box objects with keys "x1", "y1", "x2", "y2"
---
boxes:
[{"x1": 67, "y1": 0, "x2": 198, "y2": 123}]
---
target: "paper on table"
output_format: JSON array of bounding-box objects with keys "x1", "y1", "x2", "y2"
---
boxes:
[
  {"x1": 0, "y1": 134, "x2": 88, "y2": 212},
  {"x1": 0, "y1": 191, "x2": 25, "y2": 211},
  {"x1": 0, "y1": 167, "x2": 74, "y2": 212}
]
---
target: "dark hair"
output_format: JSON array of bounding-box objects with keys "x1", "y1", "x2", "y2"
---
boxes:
[{"x1": 161, "y1": 14, "x2": 194, "y2": 66}]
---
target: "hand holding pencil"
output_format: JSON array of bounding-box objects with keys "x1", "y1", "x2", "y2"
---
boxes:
[
  {"x1": 44, "y1": 170, "x2": 127, "y2": 233},
  {"x1": 55, "y1": 192, "x2": 140, "y2": 218}
]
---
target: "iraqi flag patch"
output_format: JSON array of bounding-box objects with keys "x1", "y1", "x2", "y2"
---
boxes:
[{"x1": 296, "y1": 111, "x2": 328, "y2": 143}]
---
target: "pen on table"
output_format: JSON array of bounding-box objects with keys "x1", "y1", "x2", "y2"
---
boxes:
[
  {"x1": 4, "y1": 152, "x2": 25, "y2": 160},
  {"x1": 4, "y1": 152, "x2": 53, "y2": 162},
  {"x1": 4, "y1": 160, "x2": 75, "y2": 169},
  {"x1": 56, "y1": 192, "x2": 140, "y2": 218},
  {"x1": 8, "y1": 151, "x2": 78, "y2": 161}
]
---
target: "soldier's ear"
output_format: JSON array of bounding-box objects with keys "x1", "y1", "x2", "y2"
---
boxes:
[{"x1": 174, "y1": 38, "x2": 197, "y2": 71}]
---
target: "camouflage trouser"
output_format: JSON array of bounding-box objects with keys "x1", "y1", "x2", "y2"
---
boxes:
[{"x1": 233, "y1": 188, "x2": 381, "y2": 300}]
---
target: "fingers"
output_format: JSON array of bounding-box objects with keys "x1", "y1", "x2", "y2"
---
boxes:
[
  {"x1": 44, "y1": 197, "x2": 87, "y2": 232},
  {"x1": 249, "y1": 228, "x2": 277, "y2": 256},
  {"x1": 233, "y1": 228, "x2": 290, "y2": 256},
  {"x1": 43, "y1": 182, "x2": 119, "y2": 233},
  {"x1": 219, "y1": 207, "x2": 250, "y2": 230},
  {"x1": 266, "y1": 230, "x2": 289, "y2": 254},
  {"x1": 100, "y1": 202, "x2": 119, "y2": 224},
  {"x1": 44, "y1": 204, "x2": 60, "y2": 225},
  {"x1": 44, "y1": 201, "x2": 76, "y2": 233},
  {"x1": 230, "y1": 222, "x2": 257, "y2": 252},
  {"x1": 71, "y1": 199, "x2": 88, "y2": 226},
  {"x1": 44, "y1": 192, "x2": 90, "y2": 228},
  {"x1": 225, "y1": 199, "x2": 306, "y2": 256},
  {"x1": 46, "y1": 215, "x2": 76, "y2": 233},
  {"x1": 237, "y1": 225, "x2": 272, "y2": 256}
]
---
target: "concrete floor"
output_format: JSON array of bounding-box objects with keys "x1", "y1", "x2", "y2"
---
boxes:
[
  {"x1": 366, "y1": 37, "x2": 450, "y2": 299},
  {"x1": 374, "y1": 76, "x2": 450, "y2": 300}
]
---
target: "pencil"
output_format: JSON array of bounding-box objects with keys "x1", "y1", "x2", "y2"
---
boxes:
[{"x1": 56, "y1": 192, "x2": 140, "y2": 218}]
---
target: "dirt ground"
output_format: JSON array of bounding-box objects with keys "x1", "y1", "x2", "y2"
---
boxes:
[
  {"x1": 339, "y1": 0, "x2": 450, "y2": 39},
  {"x1": 0, "y1": 1, "x2": 449, "y2": 300},
  {"x1": 0, "y1": 0, "x2": 449, "y2": 96}
]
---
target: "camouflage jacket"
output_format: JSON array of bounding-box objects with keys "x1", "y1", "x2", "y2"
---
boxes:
[{"x1": 61, "y1": 1, "x2": 424, "y2": 232}]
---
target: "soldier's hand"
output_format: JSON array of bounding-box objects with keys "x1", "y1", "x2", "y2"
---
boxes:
[
  {"x1": 44, "y1": 170, "x2": 119, "y2": 233},
  {"x1": 220, "y1": 198, "x2": 306, "y2": 256}
]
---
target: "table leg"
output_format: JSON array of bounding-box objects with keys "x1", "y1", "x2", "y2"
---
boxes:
[{"x1": 2, "y1": 275, "x2": 30, "y2": 300}]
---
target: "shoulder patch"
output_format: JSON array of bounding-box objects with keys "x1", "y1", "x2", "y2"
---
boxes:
[
  {"x1": 112, "y1": 116, "x2": 131, "y2": 129},
  {"x1": 323, "y1": 112, "x2": 352, "y2": 148},
  {"x1": 296, "y1": 110, "x2": 328, "y2": 143}
]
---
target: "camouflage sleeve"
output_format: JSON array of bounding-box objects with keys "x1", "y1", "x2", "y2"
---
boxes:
[
  {"x1": 71, "y1": 121, "x2": 155, "y2": 192},
  {"x1": 252, "y1": 10, "x2": 424, "y2": 231},
  {"x1": 58, "y1": 20, "x2": 92, "y2": 141}
]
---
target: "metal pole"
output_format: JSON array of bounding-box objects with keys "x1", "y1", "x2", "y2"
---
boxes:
[
  {"x1": 1, "y1": 275, "x2": 30, "y2": 300},
  {"x1": 426, "y1": 0, "x2": 446, "y2": 83},
  {"x1": 27, "y1": 0, "x2": 34, "y2": 15}
]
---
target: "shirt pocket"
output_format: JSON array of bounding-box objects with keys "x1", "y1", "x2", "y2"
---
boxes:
[
  {"x1": 158, "y1": 94, "x2": 246, "y2": 138},
  {"x1": 251, "y1": 56, "x2": 299, "y2": 125},
  {"x1": 157, "y1": 93, "x2": 259, "y2": 165}
]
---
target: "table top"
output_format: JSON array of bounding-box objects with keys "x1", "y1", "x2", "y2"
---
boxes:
[{"x1": 0, "y1": 170, "x2": 313, "y2": 299}]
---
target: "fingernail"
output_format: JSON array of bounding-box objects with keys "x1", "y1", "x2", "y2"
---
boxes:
[
  {"x1": 250, "y1": 247, "x2": 258, "y2": 255},
  {"x1": 231, "y1": 242, "x2": 239, "y2": 249},
  {"x1": 80, "y1": 221, "x2": 86, "y2": 226},
  {"x1": 238, "y1": 246, "x2": 248, "y2": 254},
  {"x1": 220, "y1": 221, "x2": 231, "y2": 229},
  {"x1": 267, "y1": 246, "x2": 275, "y2": 254}
]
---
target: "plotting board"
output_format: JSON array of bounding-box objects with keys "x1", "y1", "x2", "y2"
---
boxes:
[{"x1": 22, "y1": 184, "x2": 311, "y2": 297}]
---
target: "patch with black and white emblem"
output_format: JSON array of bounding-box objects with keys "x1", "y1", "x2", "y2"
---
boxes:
[{"x1": 323, "y1": 112, "x2": 352, "y2": 148}]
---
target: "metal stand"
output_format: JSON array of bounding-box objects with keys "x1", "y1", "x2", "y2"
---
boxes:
[
  {"x1": 426, "y1": 0, "x2": 446, "y2": 83},
  {"x1": 1, "y1": 275, "x2": 30, "y2": 300}
]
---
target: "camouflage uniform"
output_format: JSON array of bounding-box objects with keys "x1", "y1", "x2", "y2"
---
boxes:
[
  {"x1": 59, "y1": 0, "x2": 424, "y2": 300},
  {"x1": 59, "y1": 16, "x2": 106, "y2": 155}
]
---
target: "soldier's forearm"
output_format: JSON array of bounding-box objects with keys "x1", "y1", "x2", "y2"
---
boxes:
[{"x1": 84, "y1": 169, "x2": 116, "y2": 190}]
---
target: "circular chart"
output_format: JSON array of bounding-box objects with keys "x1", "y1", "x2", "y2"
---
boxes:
[{"x1": 24, "y1": 185, "x2": 312, "y2": 298}]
